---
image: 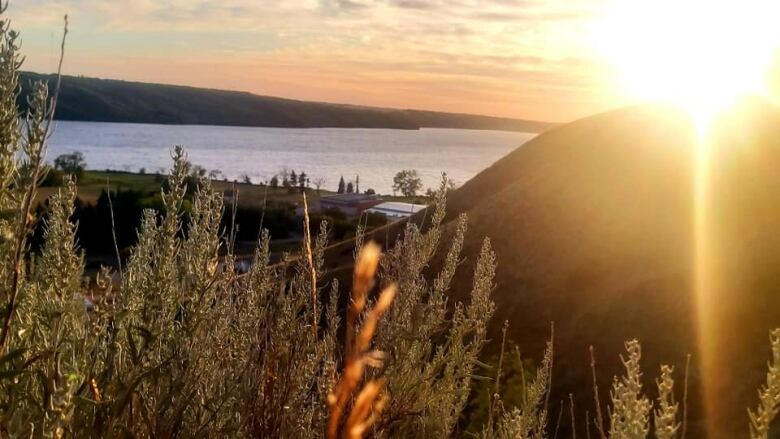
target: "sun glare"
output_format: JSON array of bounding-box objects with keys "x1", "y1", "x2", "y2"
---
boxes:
[
  {"x1": 595, "y1": 0, "x2": 780, "y2": 124},
  {"x1": 595, "y1": 1, "x2": 780, "y2": 431},
  {"x1": 596, "y1": 1, "x2": 780, "y2": 431}
]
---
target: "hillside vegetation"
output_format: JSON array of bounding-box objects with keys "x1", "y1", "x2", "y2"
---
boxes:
[{"x1": 18, "y1": 72, "x2": 554, "y2": 132}]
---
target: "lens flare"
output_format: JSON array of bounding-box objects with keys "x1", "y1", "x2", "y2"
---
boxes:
[{"x1": 593, "y1": 0, "x2": 780, "y2": 432}]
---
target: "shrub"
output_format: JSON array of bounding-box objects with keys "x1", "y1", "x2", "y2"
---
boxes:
[
  {"x1": 222, "y1": 203, "x2": 297, "y2": 240},
  {"x1": 1, "y1": 145, "x2": 502, "y2": 437}
]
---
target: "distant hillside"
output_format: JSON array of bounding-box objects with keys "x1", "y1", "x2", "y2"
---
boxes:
[
  {"x1": 399, "y1": 109, "x2": 552, "y2": 132},
  {"x1": 325, "y1": 98, "x2": 780, "y2": 437},
  {"x1": 17, "y1": 72, "x2": 553, "y2": 132}
]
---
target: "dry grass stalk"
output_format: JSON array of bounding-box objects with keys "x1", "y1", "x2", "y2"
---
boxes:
[
  {"x1": 749, "y1": 328, "x2": 780, "y2": 439},
  {"x1": 105, "y1": 178, "x2": 123, "y2": 278},
  {"x1": 345, "y1": 379, "x2": 387, "y2": 439},
  {"x1": 590, "y1": 345, "x2": 608, "y2": 439},
  {"x1": 328, "y1": 242, "x2": 395, "y2": 439},
  {"x1": 489, "y1": 320, "x2": 510, "y2": 427},
  {"x1": 302, "y1": 192, "x2": 318, "y2": 335},
  {"x1": 682, "y1": 354, "x2": 691, "y2": 439},
  {"x1": 586, "y1": 410, "x2": 591, "y2": 439},
  {"x1": 553, "y1": 399, "x2": 564, "y2": 439},
  {"x1": 347, "y1": 241, "x2": 380, "y2": 359},
  {"x1": 570, "y1": 393, "x2": 577, "y2": 439},
  {"x1": 654, "y1": 364, "x2": 680, "y2": 439}
]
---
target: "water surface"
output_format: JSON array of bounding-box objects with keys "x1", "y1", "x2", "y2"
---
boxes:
[{"x1": 47, "y1": 121, "x2": 535, "y2": 194}]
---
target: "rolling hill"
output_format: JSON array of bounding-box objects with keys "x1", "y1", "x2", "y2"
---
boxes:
[
  {"x1": 326, "y1": 98, "x2": 780, "y2": 437},
  {"x1": 17, "y1": 72, "x2": 554, "y2": 132},
  {"x1": 444, "y1": 98, "x2": 780, "y2": 437}
]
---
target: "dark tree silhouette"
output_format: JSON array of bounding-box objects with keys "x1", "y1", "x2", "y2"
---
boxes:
[
  {"x1": 338, "y1": 176, "x2": 346, "y2": 194},
  {"x1": 393, "y1": 169, "x2": 422, "y2": 197},
  {"x1": 53, "y1": 151, "x2": 86, "y2": 179}
]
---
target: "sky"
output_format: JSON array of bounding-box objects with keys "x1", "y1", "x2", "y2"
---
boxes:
[{"x1": 8, "y1": 0, "x2": 637, "y2": 123}]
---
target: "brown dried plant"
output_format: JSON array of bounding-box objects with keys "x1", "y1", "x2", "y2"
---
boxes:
[{"x1": 328, "y1": 241, "x2": 396, "y2": 439}]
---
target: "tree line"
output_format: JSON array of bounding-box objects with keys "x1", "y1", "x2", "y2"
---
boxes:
[{"x1": 46, "y1": 151, "x2": 435, "y2": 198}]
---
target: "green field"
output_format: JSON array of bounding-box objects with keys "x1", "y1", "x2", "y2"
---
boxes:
[
  {"x1": 37, "y1": 169, "x2": 342, "y2": 208},
  {"x1": 38, "y1": 169, "x2": 428, "y2": 208}
]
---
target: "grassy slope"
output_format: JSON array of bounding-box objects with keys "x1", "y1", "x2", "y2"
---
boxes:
[
  {"x1": 18, "y1": 72, "x2": 554, "y2": 132},
  {"x1": 326, "y1": 98, "x2": 780, "y2": 436}
]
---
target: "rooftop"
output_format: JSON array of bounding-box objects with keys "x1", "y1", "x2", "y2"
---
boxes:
[{"x1": 367, "y1": 201, "x2": 428, "y2": 215}]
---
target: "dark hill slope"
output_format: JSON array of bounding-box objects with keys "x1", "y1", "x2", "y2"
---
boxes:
[
  {"x1": 17, "y1": 72, "x2": 553, "y2": 132},
  {"x1": 325, "y1": 99, "x2": 780, "y2": 437},
  {"x1": 446, "y1": 103, "x2": 698, "y2": 356},
  {"x1": 440, "y1": 99, "x2": 780, "y2": 437}
]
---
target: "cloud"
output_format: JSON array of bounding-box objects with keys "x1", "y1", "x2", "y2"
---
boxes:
[
  {"x1": 319, "y1": 0, "x2": 373, "y2": 14},
  {"x1": 388, "y1": 0, "x2": 436, "y2": 10}
]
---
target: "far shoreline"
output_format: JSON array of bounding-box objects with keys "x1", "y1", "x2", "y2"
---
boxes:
[
  {"x1": 49, "y1": 118, "x2": 544, "y2": 134},
  {"x1": 21, "y1": 71, "x2": 557, "y2": 134}
]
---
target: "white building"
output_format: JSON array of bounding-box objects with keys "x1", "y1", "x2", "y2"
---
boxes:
[{"x1": 365, "y1": 201, "x2": 427, "y2": 222}]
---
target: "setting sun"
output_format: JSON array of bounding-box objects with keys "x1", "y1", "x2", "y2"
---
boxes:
[{"x1": 595, "y1": 0, "x2": 780, "y2": 121}]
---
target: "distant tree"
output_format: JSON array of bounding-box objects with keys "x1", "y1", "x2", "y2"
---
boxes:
[
  {"x1": 298, "y1": 171, "x2": 307, "y2": 188},
  {"x1": 393, "y1": 169, "x2": 423, "y2": 197},
  {"x1": 313, "y1": 177, "x2": 326, "y2": 194},
  {"x1": 280, "y1": 167, "x2": 290, "y2": 187},
  {"x1": 191, "y1": 165, "x2": 207, "y2": 178},
  {"x1": 208, "y1": 169, "x2": 223, "y2": 180},
  {"x1": 346, "y1": 181, "x2": 354, "y2": 194},
  {"x1": 53, "y1": 151, "x2": 86, "y2": 179},
  {"x1": 290, "y1": 170, "x2": 297, "y2": 187},
  {"x1": 365, "y1": 188, "x2": 376, "y2": 195},
  {"x1": 269, "y1": 175, "x2": 279, "y2": 188},
  {"x1": 139, "y1": 167, "x2": 146, "y2": 175},
  {"x1": 242, "y1": 174, "x2": 252, "y2": 184},
  {"x1": 337, "y1": 176, "x2": 346, "y2": 194},
  {"x1": 355, "y1": 175, "x2": 360, "y2": 194}
]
